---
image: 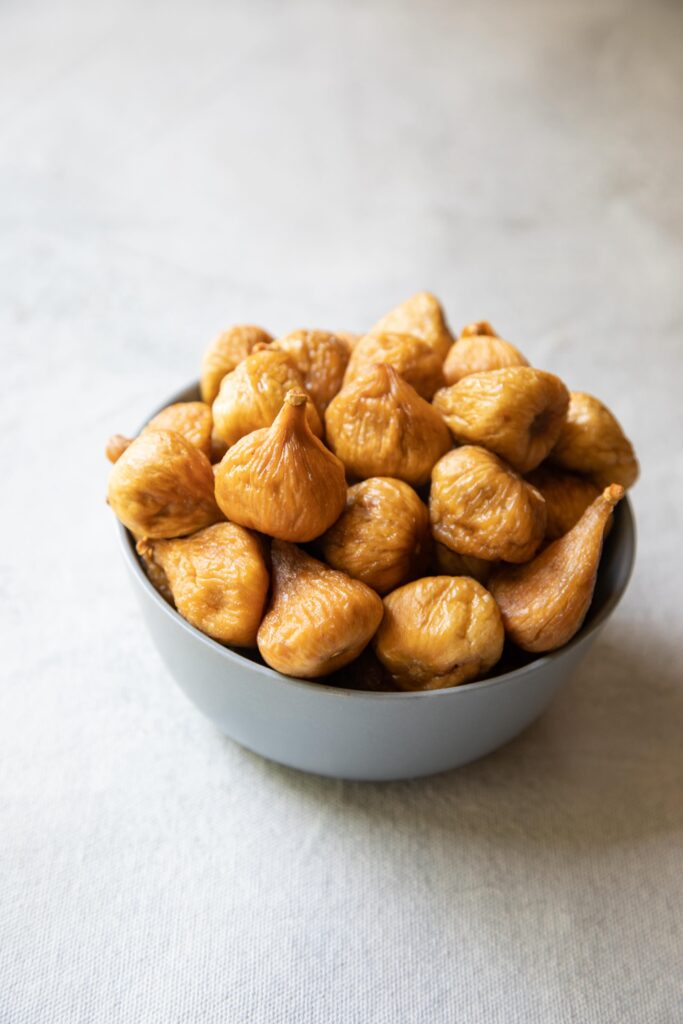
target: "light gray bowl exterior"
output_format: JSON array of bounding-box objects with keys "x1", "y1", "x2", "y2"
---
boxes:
[{"x1": 116, "y1": 384, "x2": 636, "y2": 781}]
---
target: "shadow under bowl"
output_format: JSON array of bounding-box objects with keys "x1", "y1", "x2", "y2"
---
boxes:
[{"x1": 116, "y1": 382, "x2": 636, "y2": 781}]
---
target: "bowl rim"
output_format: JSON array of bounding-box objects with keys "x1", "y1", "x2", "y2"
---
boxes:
[{"x1": 116, "y1": 381, "x2": 637, "y2": 702}]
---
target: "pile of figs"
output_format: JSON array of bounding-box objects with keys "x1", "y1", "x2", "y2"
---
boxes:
[{"x1": 106, "y1": 293, "x2": 638, "y2": 692}]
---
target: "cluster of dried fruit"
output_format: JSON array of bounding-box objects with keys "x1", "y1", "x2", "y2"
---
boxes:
[{"x1": 106, "y1": 293, "x2": 638, "y2": 692}]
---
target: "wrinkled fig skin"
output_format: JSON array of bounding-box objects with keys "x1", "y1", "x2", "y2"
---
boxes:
[
  {"x1": 526, "y1": 465, "x2": 601, "y2": 541},
  {"x1": 257, "y1": 541, "x2": 384, "y2": 678},
  {"x1": 136, "y1": 544, "x2": 174, "y2": 603},
  {"x1": 430, "y1": 446, "x2": 546, "y2": 563},
  {"x1": 344, "y1": 331, "x2": 445, "y2": 400},
  {"x1": 373, "y1": 576, "x2": 505, "y2": 691},
  {"x1": 320, "y1": 477, "x2": 432, "y2": 595},
  {"x1": 369, "y1": 291, "x2": 454, "y2": 362},
  {"x1": 433, "y1": 367, "x2": 570, "y2": 474},
  {"x1": 200, "y1": 325, "x2": 273, "y2": 405},
  {"x1": 443, "y1": 333, "x2": 529, "y2": 386},
  {"x1": 137, "y1": 524, "x2": 269, "y2": 647},
  {"x1": 490, "y1": 484, "x2": 624, "y2": 653},
  {"x1": 105, "y1": 433, "x2": 131, "y2": 463},
  {"x1": 272, "y1": 329, "x2": 349, "y2": 414},
  {"x1": 215, "y1": 391, "x2": 347, "y2": 542},
  {"x1": 108, "y1": 429, "x2": 222, "y2": 539},
  {"x1": 550, "y1": 391, "x2": 639, "y2": 490},
  {"x1": 325, "y1": 364, "x2": 452, "y2": 486},
  {"x1": 432, "y1": 543, "x2": 495, "y2": 585},
  {"x1": 212, "y1": 347, "x2": 323, "y2": 447}
]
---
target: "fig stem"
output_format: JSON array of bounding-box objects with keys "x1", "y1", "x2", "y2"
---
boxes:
[
  {"x1": 284, "y1": 390, "x2": 308, "y2": 407},
  {"x1": 603, "y1": 484, "x2": 625, "y2": 506}
]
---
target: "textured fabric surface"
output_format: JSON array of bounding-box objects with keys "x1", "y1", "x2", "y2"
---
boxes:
[{"x1": 1, "y1": 0, "x2": 682, "y2": 1021}]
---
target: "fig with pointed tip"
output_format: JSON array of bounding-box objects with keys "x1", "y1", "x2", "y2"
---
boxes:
[
  {"x1": 430, "y1": 446, "x2": 546, "y2": 563},
  {"x1": 369, "y1": 291, "x2": 454, "y2": 362},
  {"x1": 257, "y1": 541, "x2": 384, "y2": 678},
  {"x1": 200, "y1": 325, "x2": 273, "y2": 405},
  {"x1": 489, "y1": 484, "x2": 624, "y2": 652},
  {"x1": 526, "y1": 465, "x2": 600, "y2": 541},
  {"x1": 212, "y1": 347, "x2": 322, "y2": 447},
  {"x1": 433, "y1": 367, "x2": 569, "y2": 474},
  {"x1": 443, "y1": 326, "x2": 528, "y2": 386},
  {"x1": 105, "y1": 401, "x2": 213, "y2": 464},
  {"x1": 344, "y1": 331, "x2": 445, "y2": 399},
  {"x1": 325, "y1": 364, "x2": 451, "y2": 486},
  {"x1": 215, "y1": 390, "x2": 346, "y2": 542},
  {"x1": 272, "y1": 329, "x2": 349, "y2": 414},
  {"x1": 550, "y1": 391, "x2": 639, "y2": 489},
  {"x1": 137, "y1": 523, "x2": 269, "y2": 646},
  {"x1": 107, "y1": 429, "x2": 222, "y2": 538},
  {"x1": 320, "y1": 477, "x2": 431, "y2": 594},
  {"x1": 373, "y1": 576, "x2": 504, "y2": 691},
  {"x1": 432, "y1": 543, "x2": 495, "y2": 585}
]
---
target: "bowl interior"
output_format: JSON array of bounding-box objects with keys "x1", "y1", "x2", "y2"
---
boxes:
[{"x1": 118, "y1": 382, "x2": 636, "y2": 697}]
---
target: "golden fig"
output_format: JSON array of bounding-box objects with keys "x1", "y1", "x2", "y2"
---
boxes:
[
  {"x1": 105, "y1": 434, "x2": 131, "y2": 463},
  {"x1": 200, "y1": 325, "x2": 273, "y2": 404},
  {"x1": 320, "y1": 477, "x2": 431, "y2": 594},
  {"x1": 136, "y1": 543, "x2": 174, "y2": 602},
  {"x1": 212, "y1": 347, "x2": 322, "y2": 447},
  {"x1": 107, "y1": 429, "x2": 222, "y2": 539},
  {"x1": 344, "y1": 331, "x2": 445, "y2": 399},
  {"x1": 137, "y1": 523, "x2": 269, "y2": 647},
  {"x1": 526, "y1": 465, "x2": 600, "y2": 541},
  {"x1": 272, "y1": 329, "x2": 349, "y2": 414},
  {"x1": 215, "y1": 390, "x2": 346, "y2": 542},
  {"x1": 105, "y1": 402, "x2": 213, "y2": 463},
  {"x1": 550, "y1": 391, "x2": 639, "y2": 489},
  {"x1": 432, "y1": 543, "x2": 495, "y2": 585},
  {"x1": 257, "y1": 541, "x2": 384, "y2": 678},
  {"x1": 433, "y1": 367, "x2": 570, "y2": 474},
  {"x1": 430, "y1": 446, "x2": 546, "y2": 563},
  {"x1": 373, "y1": 576, "x2": 504, "y2": 690},
  {"x1": 443, "y1": 331, "x2": 528, "y2": 386},
  {"x1": 325, "y1": 364, "x2": 451, "y2": 486},
  {"x1": 369, "y1": 291, "x2": 454, "y2": 362},
  {"x1": 489, "y1": 484, "x2": 624, "y2": 652}
]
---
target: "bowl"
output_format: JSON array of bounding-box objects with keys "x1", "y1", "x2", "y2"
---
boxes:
[{"x1": 116, "y1": 383, "x2": 636, "y2": 781}]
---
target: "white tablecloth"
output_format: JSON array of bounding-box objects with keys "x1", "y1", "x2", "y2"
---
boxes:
[{"x1": 2, "y1": 1, "x2": 682, "y2": 1021}]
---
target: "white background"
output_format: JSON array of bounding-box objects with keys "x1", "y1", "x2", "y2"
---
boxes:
[{"x1": 1, "y1": 0, "x2": 682, "y2": 1021}]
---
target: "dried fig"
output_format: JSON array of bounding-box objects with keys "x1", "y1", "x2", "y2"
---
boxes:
[
  {"x1": 489, "y1": 484, "x2": 624, "y2": 652},
  {"x1": 272, "y1": 329, "x2": 349, "y2": 414},
  {"x1": 215, "y1": 390, "x2": 346, "y2": 542},
  {"x1": 370, "y1": 291, "x2": 454, "y2": 362},
  {"x1": 107, "y1": 429, "x2": 222, "y2": 539},
  {"x1": 373, "y1": 576, "x2": 504, "y2": 690},
  {"x1": 200, "y1": 325, "x2": 273, "y2": 404},
  {"x1": 443, "y1": 328, "x2": 528, "y2": 386},
  {"x1": 432, "y1": 543, "x2": 495, "y2": 585},
  {"x1": 344, "y1": 331, "x2": 445, "y2": 399},
  {"x1": 433, "y1": 367, "x2": 569, "y2": 474},
  {"x1": 105, "y1": 434, "x2": 131, "y2": 463},
  {"x1": 257, "y1": 541, "x2": 384, "y2": 678},
  {"x1": 550, "y1": 391, "x2": 639, "y2": 489},
  {"x1": 526, "y1": 465, "x2": 600, "y2": 541},
  {"x1": 105, "y1": 402, "x2": 213, "y2": 463},
  {"x1": 137, "y1": 523, "x2": 268, "y2": 647},
  {"x1": 430, "y1": 446, "x2": 546, "y2": 563},
  {"x1": 320, "y1": 477, "x2": 431, "y2": 594},
  {"x1": 212, "y1": 347, "x2": 322, "y2": 447},
  {"x1": 325, "y1": 364, "x2": 451, "y2": 486}
]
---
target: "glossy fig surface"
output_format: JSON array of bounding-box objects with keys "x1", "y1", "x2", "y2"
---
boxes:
[
  {"x1": 257, "y1": 541, "x2": 384, "y2": 678},
  {"x1": 373, "y1": 576, "x2": 504, "y2": 690},
  {"x1": 272, "y1": 329, "x2": 349, "y2": 414},
  {"x1": 344, "y1": 331, "x2": 445, "y2": 399},
  {"x1": 550, "y1": 391, "x2": 639, "y2": 489},
  {"x1": 369, "y1": 291, "x2": 454, "y2": 362},
  {"x1": 200, "y1": 325, "x2": 273, "y2": 405}
]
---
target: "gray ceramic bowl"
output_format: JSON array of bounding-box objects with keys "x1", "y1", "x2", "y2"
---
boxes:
[{"x1": 116, "y1": 383, "x2": 636, "y2": 781}]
